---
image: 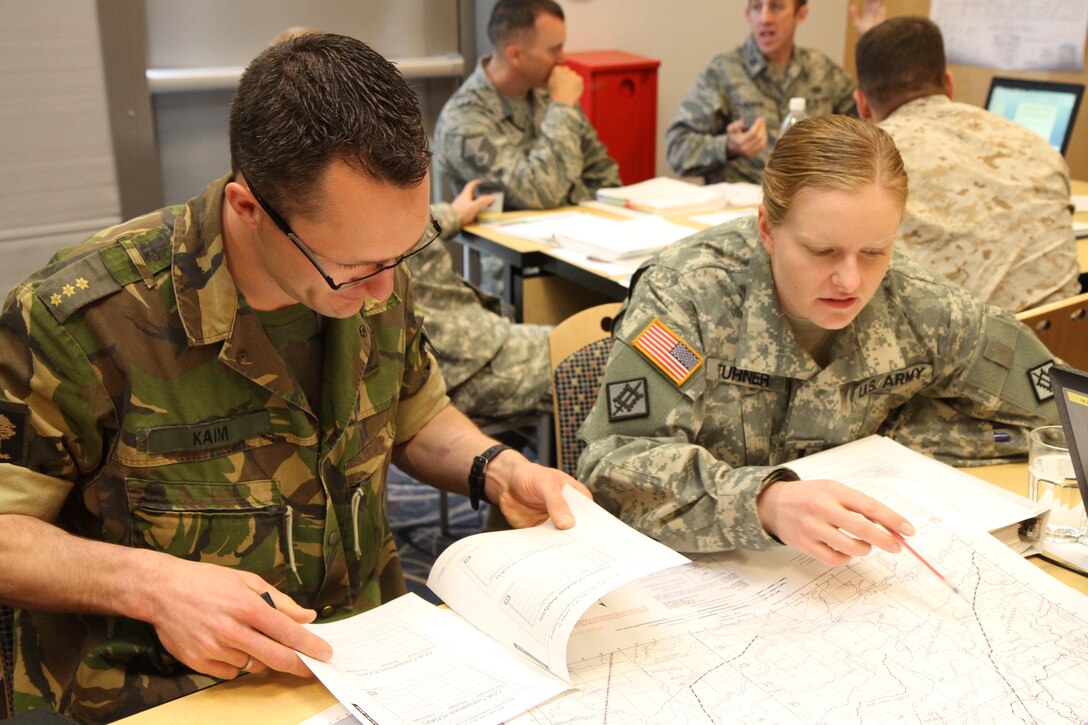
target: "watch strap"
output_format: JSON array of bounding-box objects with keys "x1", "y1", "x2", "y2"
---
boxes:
[{"x1": 469, "y1": 443, "x2": 513, "y2": 510}]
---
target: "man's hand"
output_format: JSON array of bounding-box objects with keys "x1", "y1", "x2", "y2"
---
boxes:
[
  {"x1": 725, "y1": 117, "x2": 768, "y2": 159},
  {"x1": 757, "y1": 478, "x2": 914, "y2": 567},
  {"x1": 451, "y1": 179, "x2": 495, "y2": 228},
  {"x1": 850, "y1": 0, "x2": 886, "y2": 35},
  {"x1": 485, "y1": 450, "x2": 592, "y2": 529},
  {"x1": 146, "y1": 557, "x2": 333, "y2": 680},
  {"x1": 547, "y1": 65, "x2": 584, "y2": 107}
]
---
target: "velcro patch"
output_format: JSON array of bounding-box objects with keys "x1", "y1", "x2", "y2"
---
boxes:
[
  {"x1": 0, "y1": 400, "x2": 31, "y2": 467},
  {"x1": 632, "y1": 319, "x2": 704, "y2": 386},
  {"x1": 462, "y1": 135, "x2": 497, "y2": 170},
  {"x1": 139, "y1": 410, "x2": 271, "y2": 454},
  {"x1": 607, "y1": 377, "x2": 649, "y2": 422},
  {"x1": 1028, "y1": 361, "x2": 1055, "y2": 403}
]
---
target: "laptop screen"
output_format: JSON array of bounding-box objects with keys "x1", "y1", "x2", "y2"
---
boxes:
[
  {"x1": 984, "y1": 77, "x2": 1084, "y2": 155},
  {"x1": 1051, "y1": 365, "x2": 1088, "y2": 524}
]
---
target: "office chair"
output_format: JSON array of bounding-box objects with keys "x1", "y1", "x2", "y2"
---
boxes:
[
  {"x1": 548, "y1": 303, "x2": 623, "y2": 477},
  {"x1": 1016, "y1": 292, "x2": 1088, "y2": 371}
]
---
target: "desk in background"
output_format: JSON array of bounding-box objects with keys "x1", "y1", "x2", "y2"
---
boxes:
[
  {"x1": 464, "y1": 179, "x2": 1088, "y2": 325},
  {"x1": 115, "y1": 462, "x2": 1087, "y2": 724}
]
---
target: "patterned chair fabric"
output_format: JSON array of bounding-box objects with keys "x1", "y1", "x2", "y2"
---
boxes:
[{"x1": 553, "y1": 337, "x2": 615, "y2": 477}]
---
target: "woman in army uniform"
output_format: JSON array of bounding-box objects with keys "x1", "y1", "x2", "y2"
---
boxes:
[{"x1": 579, "y1": 115, "x2": 1057, "y2": 566}]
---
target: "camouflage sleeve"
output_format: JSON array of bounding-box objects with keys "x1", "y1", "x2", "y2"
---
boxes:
[
  {"x1": 883, "y1": 284, "x2": 1059, "y2": 465},
  {"x1": 575, "y1": 267, "x2": 780, "y2": 554},
  {"x1": 0, "y1": 283, "x2": 107, "y2": 520},
  {"x1": 579, "y1": 121, "x2": 622, "y2": 193},
  {"x1": 429, "y1": 202, "x2": 461, "y2": 241},
  {"x1": 436, "y1": 102, "x2": 590, "y2": 210},
  {"x1": 392, "y1": 268, "x2": 450, "y2": 446},
  {"x1": 665, "y1": 57, "x2": 732, "y2": 179}
]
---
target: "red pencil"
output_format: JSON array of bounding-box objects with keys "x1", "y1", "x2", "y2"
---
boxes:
[{"x1": 889, "y1": 529, "x2": 968, "y2": 601}]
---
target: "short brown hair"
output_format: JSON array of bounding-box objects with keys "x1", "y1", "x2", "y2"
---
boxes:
[
  {"x1": 856, "y1": 16, "x2": 946, "y2": 116},
  {"x1": 762, "y1": 115, "x2": 908, "y2": 226},
  {"x1": 229, "y1": 33, "x2": 431, "y2": 220},
  {"x1": 487, "y1": 0, "x2": 564, "y2": 48}
]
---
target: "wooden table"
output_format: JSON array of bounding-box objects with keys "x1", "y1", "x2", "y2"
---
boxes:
[{"x1": 115, "y1": 462, "x2": 1087, "y2": 724}]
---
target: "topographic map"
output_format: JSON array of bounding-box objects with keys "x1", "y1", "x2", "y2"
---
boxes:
[{"x1": 513, "y1": 440, "x2": 1088, "y2": 724}]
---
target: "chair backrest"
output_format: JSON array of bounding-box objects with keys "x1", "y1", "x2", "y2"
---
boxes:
[
  {"x1": 549, "y1": 303, "x2": 623, "y2": 476},
  {"x1": 1016, "y1": 292, "x2": 1088, "y2": 372}
]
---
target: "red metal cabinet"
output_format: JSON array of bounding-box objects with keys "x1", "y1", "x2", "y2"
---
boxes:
[{"x1": 564, "y1": 50, "x2": 660, "y2": 185}]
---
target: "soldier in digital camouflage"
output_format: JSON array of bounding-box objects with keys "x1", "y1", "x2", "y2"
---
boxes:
[
  {"x1": 855, "y1": 16, "x2": 1080, "y2": 312},
  {"x1": 665, "y1": 0, "x2": 859, "y2": 184},
  {"x1": 580, "y1": 115, "x2": 1058, "y2": 567},
  {"x1": 433, "y1": 0, "x2": 621, "y2": 211},
  {"x1": 0, "y1": 33, "x2": 588, "y2": 723},
  {"x1": 422, "y1": 181, "x2": 552, "y2": 419}
]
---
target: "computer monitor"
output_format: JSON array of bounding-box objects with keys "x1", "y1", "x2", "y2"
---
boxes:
[
  {"x1": 984, "y1": 77, "x2": 1084, "y2": 156},
  {"x1": 1051, "y1": 365, "x2": 1088, "y2": 527}
]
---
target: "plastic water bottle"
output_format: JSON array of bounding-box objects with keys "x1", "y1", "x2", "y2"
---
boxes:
[{"x1": 779, "y1": 97, "x2": 807, "y2": 137}]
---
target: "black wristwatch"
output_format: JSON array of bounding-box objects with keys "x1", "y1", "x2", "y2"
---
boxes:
[{"x1": 468, "y1": 444, "x2": 513, "y2": 510}]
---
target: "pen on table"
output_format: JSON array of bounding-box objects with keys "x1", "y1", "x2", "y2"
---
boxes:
[
  {"x1": 993, "y1": 429, "x2": 1011, "y2": 443},
  {"x1": 888, "y1": 528, "x2": 968, "y2": 601}
]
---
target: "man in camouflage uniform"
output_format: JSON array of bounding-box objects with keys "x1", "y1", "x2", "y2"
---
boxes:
[
  {"x1": 0, "y1": 34, "x2": 586, "y2": 722},
  {"x1": 665, "y1": 0, "x2": 857, "y2": 184},
  {"x1": 580, "y1": 116, "x2": 1057, "y2": 565},
  {"x1": 423, "y1": 182, "x2": 552, "y2": 418},
  {"x1": 855, "y1": 16, "x2": 1080, "y2": 312},
  {"x1": 434, "y1": 0, "x2": 621, "y2": 210}
]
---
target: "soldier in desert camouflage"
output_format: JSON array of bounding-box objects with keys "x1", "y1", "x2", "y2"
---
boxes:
[
  {"x1": 854, "y1": 16, "x2": 1080, "y2": 312},
  {"x1": 580, "y1": 115, "x2": 1058, "y2": 566},
  {"x1": 0, "y1": 33, "x2": 587, "y2": 722},
  {"x1": 434, "y1": 0, "x2": 621, "y2": 210}
]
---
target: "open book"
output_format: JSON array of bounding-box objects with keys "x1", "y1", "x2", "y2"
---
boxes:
[{"x1": 298, "y1": 487, "x2": 689, "y2": 725}]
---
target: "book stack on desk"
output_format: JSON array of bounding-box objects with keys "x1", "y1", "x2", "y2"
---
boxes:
[{"x1": 596, "y1": 176, "x2": 728, "y2": 215}]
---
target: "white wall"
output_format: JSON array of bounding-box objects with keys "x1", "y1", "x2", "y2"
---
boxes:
[
  {"x1": 0, "y1": 0, "x2": 122, "y2": 294},
  {"x1": 145, "y1": 0, "x2": 461, "y2": 204},
  {"x1": 557, "y1": 0, "x2": 850, "y2": 177}
]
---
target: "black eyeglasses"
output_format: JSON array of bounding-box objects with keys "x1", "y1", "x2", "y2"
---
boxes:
[{"x1": 244, "y1": 174, "x2": 442, "y2": 291}]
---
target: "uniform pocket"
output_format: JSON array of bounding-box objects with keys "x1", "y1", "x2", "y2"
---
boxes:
[{"x1": 125, "y1": 477, "x2": 287, "y2": 586}]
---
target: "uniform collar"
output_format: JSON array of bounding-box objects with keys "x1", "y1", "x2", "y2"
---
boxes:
[
  {"x1": 734, "y1": 245, "x2": 918, "y2": 383},
  {"x1": 741, "y1": 34, "x2": 803, "y2": 89},
  {"x1": 169, "y1": 175, "x2": 397, "y2": 419},
  {"x1": 471, "y1": 54, "x2": 546, "y2": 129}
]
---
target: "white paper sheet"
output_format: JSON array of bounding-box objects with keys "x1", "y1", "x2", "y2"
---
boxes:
[{"x1": 931, "y1": 0, "x2": 1088, "y2": 72}]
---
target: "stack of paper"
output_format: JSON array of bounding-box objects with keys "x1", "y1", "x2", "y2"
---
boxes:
[
  {"x1": 555, "y1": 215, "x2": 698, "y2": 262},
  {"x1": 596, "y1": 177, "x2": 727, "y2": 215}
]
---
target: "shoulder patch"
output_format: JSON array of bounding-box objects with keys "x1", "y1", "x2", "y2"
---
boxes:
[
  {"x1": 461, "y1": 135, "x2": 497, "y2": 170},
  {"x1": 36, "y1": 252, "x2": 121, "y2": 324},
  {"x1": 632, "y1": 318, "x2": 704, "y2": 386},
  {"x1": 1027, "y1": 360, "x2": 1055, "y2": 403},
  {"x1": 607, "y1": 377, "x2": 649, "y2": 422},
  {"x1": 0, "y1": 400, "x2": 30, "y2": 467}
]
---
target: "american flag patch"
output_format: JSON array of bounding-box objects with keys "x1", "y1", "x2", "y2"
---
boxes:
[{"x1": 632, "y1": 319, "x2": 703, "y2": 386}]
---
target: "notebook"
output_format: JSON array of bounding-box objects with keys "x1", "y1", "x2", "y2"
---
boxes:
[{"x1": 984, "y1": 77, "x2": 1084, "y2": 155}]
